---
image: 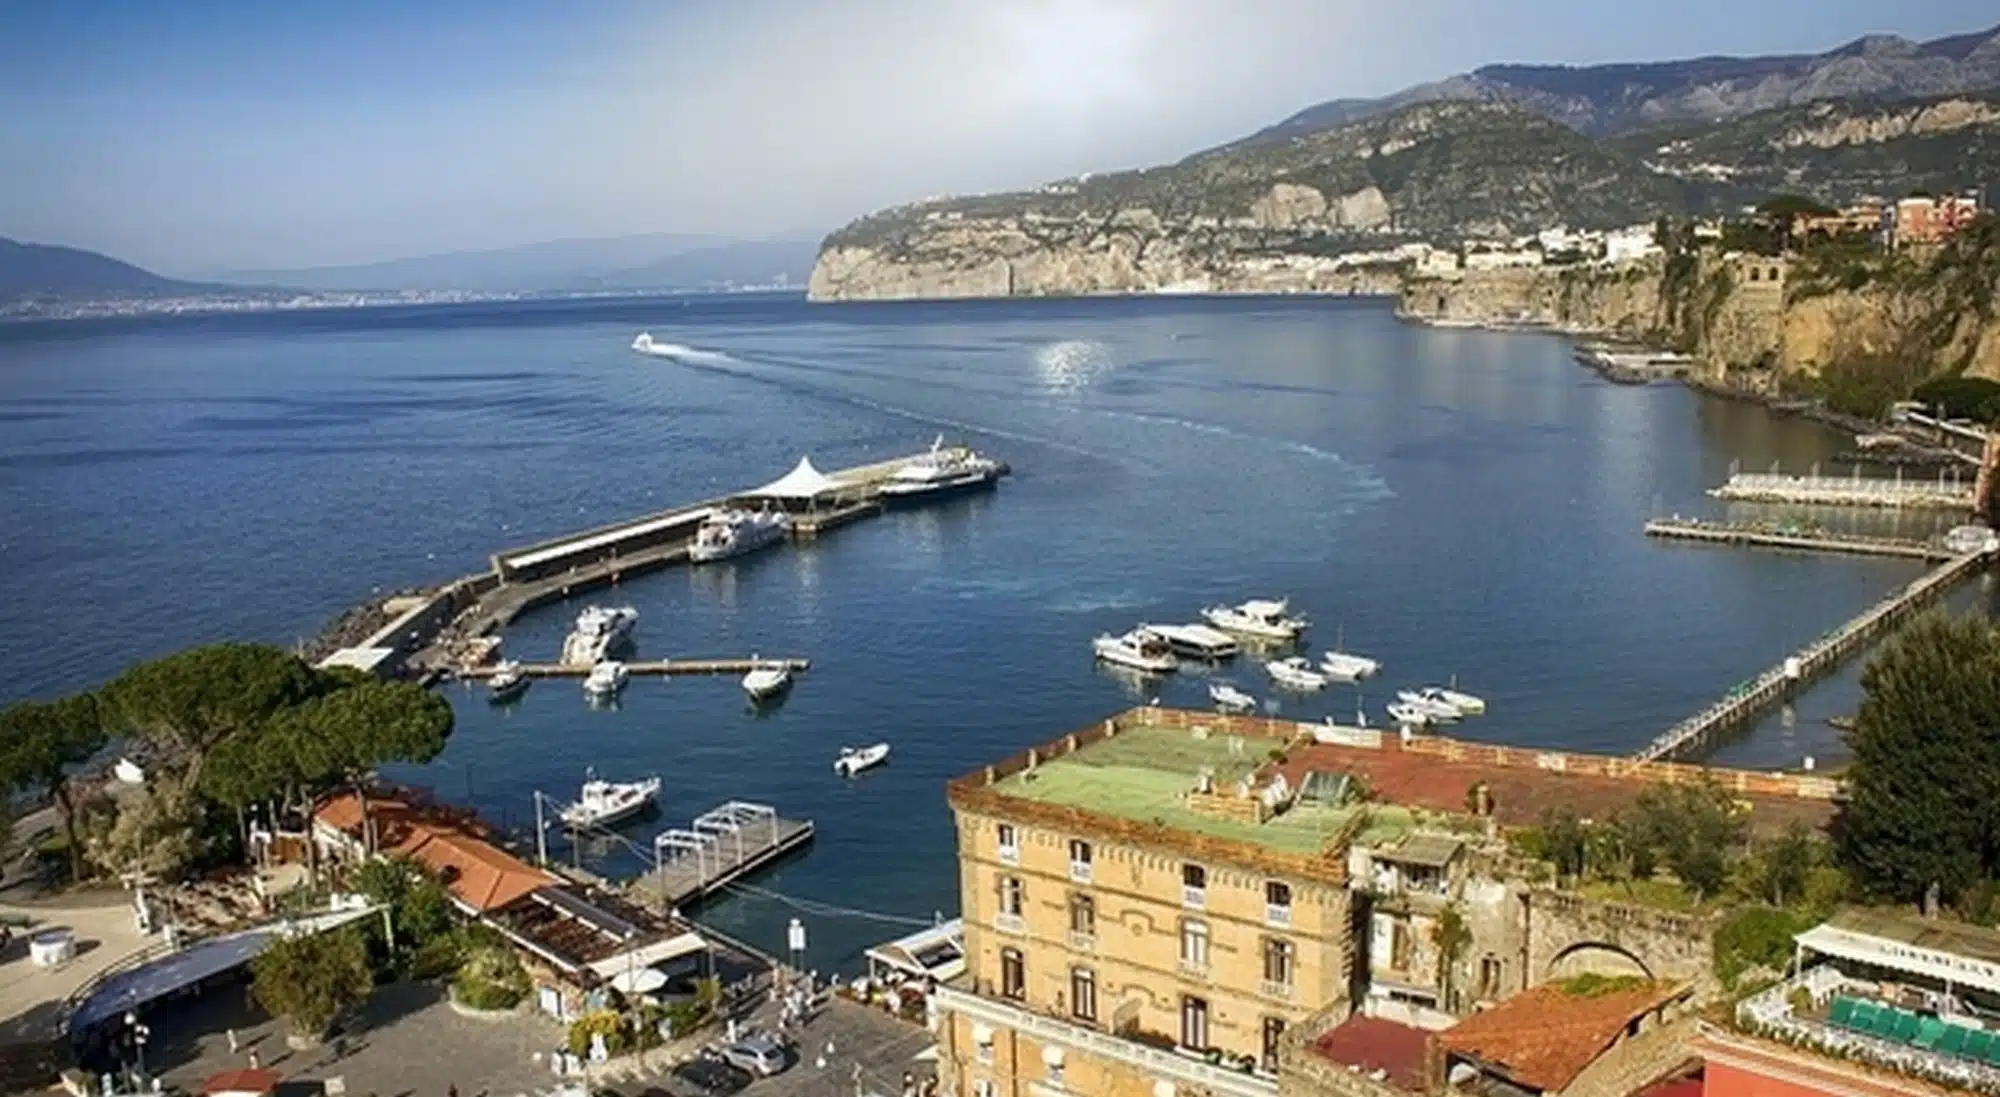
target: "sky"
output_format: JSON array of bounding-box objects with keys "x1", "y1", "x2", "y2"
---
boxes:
[{"x1": 2, "y1": 0, "x2": 1995, "y2": 275}]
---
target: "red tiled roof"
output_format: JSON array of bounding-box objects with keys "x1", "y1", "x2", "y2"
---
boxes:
[
  {"x1": 1440, "y1": 981, "x2": 1685, "y2": 1092},
  {"x1": 1312, "y1": 1015, "x2": 1432, "y2": 1092},
  {"x1": 316, "y1": 792, "x2": 554, "y2": 913}
]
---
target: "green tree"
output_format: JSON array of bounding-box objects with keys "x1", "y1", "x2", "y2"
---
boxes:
[
  {"x1": 0, "y1": 694, "x2": 110, "y2": 883},
  {"x1": 1629, "y1": 782, "x2": 1744, "y2": 900},
  {"x1": 1758, "y1": 820, "x2": 1816, "y2": 908},
  {"x1": 286, "y1": 681, "x2": 452, "y2": 854},
  {"x1": 252, "y1": 926, "x2": 375, "y2": 1041},
  {"x1": 1541, "y1": 807, "x2": 1588, "y2": 883},
  {"x1": 83, "y1": 774, "x2": 207, "y2": 883},
  {"x1": 1838, "y1": 613, "x2": 2000, "y2": 907},
  {"x1": 1431, "y1": 903, "x2": 1472, "y2": 1008},
  {"x1": 353, "y1": 856, "x2": 455, "y2": 953},
  {"x1": 103, "y1": 644, "x2": 326, "y2": 779}
]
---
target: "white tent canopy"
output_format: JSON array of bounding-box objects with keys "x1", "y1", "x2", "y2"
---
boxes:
[{"x1": 752, "y1": 457, "x2": 845, "y2": 501}]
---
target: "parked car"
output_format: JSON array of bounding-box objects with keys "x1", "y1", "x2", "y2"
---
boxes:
[
  {"x1": 670, "y1": 1057, "x2": 753, "y2": 1095},
  {"x1": 720, "y1": 1031, "x2": 790, "y2": 1077}
]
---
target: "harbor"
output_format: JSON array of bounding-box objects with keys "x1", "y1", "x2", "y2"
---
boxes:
[
  {"x1": 1642, "y1": 517, "x2": 1959, "y2": 561},
  {"x1": 459, "y1": 656, "x2": 810, "y2": 679},
  {"x1": 1709, "y1": 468, "x2": 1974, "y2": 509},
  {"x1": 633, "y1": 802, "x2": 818, "y2": 910}
]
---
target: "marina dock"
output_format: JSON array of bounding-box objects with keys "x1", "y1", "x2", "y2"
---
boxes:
[
  {"x1": 633, "y1": 801, "x2": 815, "y2": 909},
  {"x1": 459, "y1": 657, "x2": 808, "y2": 679},
  {"x1": 1636, "y1": 545, "x2": 1993, "y2": 762},
  {"x1": 1709, "y1": 470, "x2": 1973, "y2": 509},
  {"x1": 1643, "y1": 518, "x2": 1955, "y2": 561}
]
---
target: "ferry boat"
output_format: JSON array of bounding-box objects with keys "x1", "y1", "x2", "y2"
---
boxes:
[
  {"x1": 1093, "y1": 630, "x2": 1177, "y2": 674},
  {"x1": 1208, "y1": 683, "x2": 1258, "y2": 712},
  {"x1": 582, "y1": 660, "x2": 630, "y2": 697},
  {"x1": 742, "y1": 662, "x2": 793, "y2": 700},
  {"x1": 689, "y1": 509, "x2": 792, "y2": 564},
  {"x1": 834, "y1": 743, "x2": 891, "y2": 777},
  {"x1": 1141, "y1": 623, "x2": 1239, "y2": 660},
  {"x1": 560, "y1": 774, "x2": 661, "y2": 828},
  {"x1": 1202, "y1": 599, "x2": 1308, "y2": 642},
  {"x1": 1266, "y1": 657, "x2": 1328, "y2": 691},
  {"x1": 562, "y1": 606, "x2": 638, "y2": 666},
  {"x1": 876, "y1": 436, "x2": 1005, "y2": 504},
  {"x1": 487, "y1": 661, "x2": 530, "y2": 703},
  {"x1": 1398, "y1": 685, "x2": 1483, "y2": 717}
]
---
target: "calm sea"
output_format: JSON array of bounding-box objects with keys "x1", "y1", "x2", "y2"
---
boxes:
[{"x1": 2, "y1": 293, "x2": 1990, "y2": 968}]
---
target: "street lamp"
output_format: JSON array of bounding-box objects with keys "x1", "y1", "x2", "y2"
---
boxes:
[{"x1": 123, "y1": 1011, "x2": 150, "y2": 1085}]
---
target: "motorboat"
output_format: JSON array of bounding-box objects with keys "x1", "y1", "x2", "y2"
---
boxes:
[
  {"x1": 1393, "y1": 689, "x2": 1463, "y2": 722},
  {"x1": 631, "y1": 332, "x2": 675, "y2": 357},
  {"x1": 487, "y1": 661, "x2": 530, "y2": 703},
  {"x1": 1385, "y1": 701, "x2": 1440, "y2": 728},
  {"x1": 742, "y1": 662, "x2": 793, "y2": 700},
  {"x1": 1398, "y1": 686, "x2": 1481, "y2": 718},
  {"x1": 834, "y1": 743, "x2": 891, "y2": 777},
  {"x1": 1141, "y1": 623, "x2": 1239, "y2": 660},
  {"x1": 1201, "y1": 599, "x2": 1308, "y2": 642},
  {"x1": 1266, "y1": 656, "x2": 1328, "y2": 691},
  {"x1": 582, "y1": 660, "x2": 630, "y2": 697},
  {"x1": 1208, "y1": 683, "x2": 1258, "y2": 712},
  {"x1": 562, "y1": 605, "x2": 638, "y2": 666},
  {"x1": 560, "y1": 775, "x2": 661, "y2": 828},
  {"x1": 689, "y1": 509, "x2": 792, "y2": 563},
  {"x1": 1431, "y1": 682, "x2": 1486, "y2": 715},
  {"x1": 1093, "y1": 630, "x2": 1177, "y2": 674},
  {"x1": 1318, "y1": 629, "x2": 1380, "y2": 680},
  {"x1": 876, "y1": 435, "x2": 1004, "y2": 504}
]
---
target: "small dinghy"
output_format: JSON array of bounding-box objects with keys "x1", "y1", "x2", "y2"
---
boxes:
[
  {"x1": 1208, "y1": 683, "x2": 1258, "y2": 712},
  {"x1": 834, "y1": 743, "x2": 891, "y2": 777},
  {"x1": 742, "y1": 663, "x2": 793, "y2": 700}
]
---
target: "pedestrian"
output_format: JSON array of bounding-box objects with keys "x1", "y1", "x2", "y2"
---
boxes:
[
  {"x1": 225, "y1": 1028, "x2": 238, "y2": 1055},
  {"x1": 247, "y1": 1048, "x2": 260, "y2": 1070}
]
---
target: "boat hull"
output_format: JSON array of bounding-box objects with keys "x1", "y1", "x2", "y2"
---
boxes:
[
  {"x1": 834, "y1": 745, "x2": 891, "y2": 776},
  {"x1": 487, "y1": 679, "x2": 530, "y2": 704},
  {"x1": 876, "y1": 469, "x2": 1001, "y2": 506},
  {"x1": 689, "y1": 523, "x2": 790, "y2": 563}
]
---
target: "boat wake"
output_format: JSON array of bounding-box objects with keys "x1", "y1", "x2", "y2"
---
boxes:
[{"x1": 631, "y1": 333, "x2": 738, "y2": 365}]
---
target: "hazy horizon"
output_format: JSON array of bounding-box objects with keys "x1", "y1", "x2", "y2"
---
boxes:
[{"x1": 3, "y1": 0, "x2": 1994, "y2": 276}]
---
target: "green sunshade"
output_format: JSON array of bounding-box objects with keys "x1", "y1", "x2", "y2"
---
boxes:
[
  {"x1": 1828, "y1": 997, "x2": 1857, "y2": 1027},
  {"x1": 1913, "y1": 1017, "x2": 1946, "y2": 1049}
]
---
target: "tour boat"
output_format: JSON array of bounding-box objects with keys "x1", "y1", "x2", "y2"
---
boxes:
[
  {"x1": 742, "y1": 663, "x2": 793, "y2": 700},
  {"x1": 1393, "y1": 689, "x2": 1463, "y2": 722},
  {"x1": 582, "y1": 660, "x2": 630, "y2": 697},
  {"x1": 1208, "y1": 683, "x2": 1258, "y2": 712},
  {"x1": 1398, "y1": 685, "x2": 1482, "y2": 717},
  {"x1": 1141, "y1": 623, "x2": 1240, "y2": 660},
  {"x1": 560, "y1": 774, "x2": 662, "y2": 828},
  {"x1": 487, "y1": 661, "x2": 530, "y2": 703},
  {"x1": 689, "y1": 509, "x2": 792, "y2": 564},
  {"x1": 562, "y1": 605, "x2": 638, "y2": 666},
  {"x1": 1385, "y1": 701, "x2": 1440, "y2": 728},
  {"x1": 1265, "y1": 656, "x2": 1328, "y2": 691},
  {"x1": 1201, "y1": 599, "x2": 1308, "y2": 642},
  {"x1": 876, "y1": 436, "x2": 1005, "y2": 504},
  {"x1": 1093, "y1": 630, "x2": 1178, "y2": 674},
  {"x1": 834, "y1": 743, "x2": 891, "y2": 777}
]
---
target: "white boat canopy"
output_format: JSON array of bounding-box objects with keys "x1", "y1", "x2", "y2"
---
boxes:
[{"x1": 752, "y1": 457, "x2": 845, "y2": 501}]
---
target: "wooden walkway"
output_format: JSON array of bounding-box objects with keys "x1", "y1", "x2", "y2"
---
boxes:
[
  {"x1": 1637, "y1": 547, "x2": 1993, "y2": 762},
  {"x1": 458, "y1": 657, "x2": 808, "y2": 679},
  {"x1": 633, "y1": 808, "x2": 816, "y2": 909},
  {"x1": 1643, "y1": 518, "x2": 1954, "y2": 561}
]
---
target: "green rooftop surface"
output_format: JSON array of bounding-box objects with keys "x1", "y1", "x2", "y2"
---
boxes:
[{"x1": 990, "y1": 723, "x2": 1365, "y2": 854}]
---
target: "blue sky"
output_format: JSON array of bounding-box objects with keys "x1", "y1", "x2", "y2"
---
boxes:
[{"x1": 3, "y1": 0, "x2": 1994, "y2": 274}]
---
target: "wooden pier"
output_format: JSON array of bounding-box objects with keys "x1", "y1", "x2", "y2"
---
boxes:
[
  {"x1": 457, "y1": 657, "x2": 808, "y2": 680},
  {"x1": 1636, "y1": 547, "x2": 1993, "y2": 762},
  {"x1": 632, "y1": 802, "x2": 815, "y2": 909},
  {"x1": 1709, "y1": 471, "x2": 1973, "y2": 510},
  {"x1": 1643, "y1": 518, "x2": 1955, "y2": 561}
]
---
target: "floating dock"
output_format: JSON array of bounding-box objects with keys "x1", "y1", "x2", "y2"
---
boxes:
[
  {"x1": 633, "y1": 801, "x2": 815, "y2": 910},
  {"x1": 459, "y1": 657, "x2": 808, "y2": 679},
  {"x1": 1709, "y1": 471, "x2": 1973, "y2": 510},
  {"x1": 1643, "y1": 518, "x2": 1955, "y2": 561}
]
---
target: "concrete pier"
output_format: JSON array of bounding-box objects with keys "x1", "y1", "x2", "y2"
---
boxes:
[
  {"x1": 633, "y1": 802, "x2": 815, "y2": 910},
  {"x1": 1643, "y1": 518, "x2": 1955, "y2": 561},
  {"x1": 459, "y1": 657, "x2": 808, "y2": 679},
  {"x1": 1710, "y1": 471, "x2": 1973, "y2": 510}
]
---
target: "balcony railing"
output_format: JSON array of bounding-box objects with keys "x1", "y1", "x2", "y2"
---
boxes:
[
  {"x1": 935, "y1": 984, "x2": 1277, "y2": 1097},
  {"x1": 1070, "y1": 861, "x2": 1094, "y2": 884},
  {"x1": 995, "y1": 912, "x2": 1026, "y2": 935},
  {"x1": 1177, "y1": 958, "x2": 1211, "y2": 981},
  {"x1": 1260, "y1": 979, "x2": 1293, "y2": 1002},
  {"x1": 1067, "y1": 930, "x2": 1097, "y2": 952},
  {"x1": 1265, "y1": 903, "x2": 1292, "y2": 928},
  {"x1": 998, "y1": 844, "x2": 1020, "y2": 865},
  {"x1": 1183, "y1": 885, "x2": 1206, "y2": 909},
  {"x1": 1737, "y1": 968, "x2": 2000, "y2": 1095}
]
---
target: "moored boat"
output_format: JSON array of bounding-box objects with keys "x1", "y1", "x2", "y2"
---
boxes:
[
  {"x1": 487, "y1": 661, "x2": 530, "y2": 703},
  {"x1": 561, "y1": 774, "x2": 661, "y2": 828},
  {"x1": 1093, "y1": 630, "x2": 1177, "y2": 674},
  {"x1": 1398, "y1": 685, "x2": 1481, "y2": 717},
  {"x1": 1392, "y1": 689, "x2": 1462, "y2": 722},
  {"x1": 1208, "y1": 683, "x2": 1257, "y2": 712},
  {"x1": 876, "y1": 436, "x2": 1004, "y2": 504},
  {"x1": 1385, "y1": 701, "x2": 1440, "y2": 727},
  {"x1": 1266, "y1": 656, "x2": 1328, "y2": 691},
  {"x1": 1141, "y1": 622, "x2": 1239, "y2": 660},
  {"x1": 1319, "y1": 651, "x2": 1381, "y2": 681},
  {"x1": 1202, "y1": 599, "x2": 1308, "y2": 642},
  {"x1": 742, "y1": 662, "x2": 793, "y2": 700},
  {"x1": 689, "y1": 509, "x2": 792, "y2": 564},
  {"x1": 583, "y1": 660, "x2": 630, "y2": 697},
  {"x1": 562, "y1": 605, "x2": 638, "y2": 666},
  {"x1": 834, "y1": 743, "x2": 891, "y2": 777}
]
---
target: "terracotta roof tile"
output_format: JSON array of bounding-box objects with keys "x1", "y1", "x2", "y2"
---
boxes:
[
  {"x1": 316, "y1": 792, "x2": 554, "y2": 913},
  {"x1": 1440, "y1": 981, "x2": 1685, "y2": 1092},
  {"x1": 1312, "y1": 1015, "x2": 1433, "y2": 1092}
]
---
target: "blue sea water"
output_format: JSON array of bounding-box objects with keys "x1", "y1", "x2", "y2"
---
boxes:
[{"x1": 2, "y1": 293, "x2": 1990, "y2": 968}]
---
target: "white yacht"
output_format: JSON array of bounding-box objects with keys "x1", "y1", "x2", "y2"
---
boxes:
[
  {"x1": 562, "y1": 606, "x2": 638, "y2": 666},
  {"x1": 1393, "y1": 689, "x2": 1463, "y2": 722},
  {"x1": 487, "y1": 661, "x2": 530, "y2": 704},
  {"x1": 876, "y1": 436, "x2": 1005, "y2": 504},
  {"x1": 1266, "y1": 656, "x2": 1328, "y2": 691},
  {"x1": 1141, "y1": 623, "x2": 1239, "y2": 660},
  {"x1": 834, "y1": 743, "x2": 891, "y2": 777},
  {"x1": 1202, "y1": 599, "x2": 1308, "y2": 642},
  {"x1": 1093, "y1": 630, "x2": 1177, "y2": 674},
  {"x1": 560, "y1": 774, "x2": 661, "y2": 828},
  {"x1": 582, "y1": 660, "x2": 630, "y2": 697},
  {"x1": 1385, "y1": 701, "x2": 1440, "y2": 728},
  {"x1": 742, "y1": 662, "x2": 793, "y2": 700},
  {"x1": 1319, "y1": 652, "x2": 1381, "y2": 682},
  {"x1": 689, "y1": 509, "x2": 792, "y2": 563},
  {"x1": 1428, "y1": 682, "x2": 1486, "y2": 715},
  {"x1": 1208, "y1": 683, "x2": 1258, "y2": 712}
]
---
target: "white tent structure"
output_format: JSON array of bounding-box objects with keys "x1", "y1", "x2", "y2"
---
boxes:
[{"x1": 751, "y1": 457, "x2": 847, "y2": 503}]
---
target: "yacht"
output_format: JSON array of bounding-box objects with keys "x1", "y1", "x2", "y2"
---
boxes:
[
  {"x1": 560, "y1": 774, "x2": 661, "y2": 829},
  {"x1": 1201, "y1": 599, "x2": 1308, "y2": 642},
  {"x1": 689, "y1": 509, "x2": 792, "y2": 563},
  {"x1": 1393, "y1": 689, "x2": 1463, "y2": 722},
  {"x1": 1319, "y1": 652, "x2": 1381, "y2": 682},
  {"x1": 1093, "y1": 630, "x2": 1177, "y2": 674},
  {"x1": 582, "y1": 660, "x2": 630, "y2": 697},
  {"x1": 1141, "y1": 623, "x2": 1239, "y2": 660},
  {"x1": 562, "y1": 606, "x2": 638, "y2": 666},
  {"x1": 1427, "y1": 682, "x2": 1486, "y2": 715},
  {"x1": 834, "y1": 743, "x2": 891, "y2": 777},
  {"x1": 876, "y1": 436, "x2": 1005, "y2": 504},
  {"x1": 1208, "y1": 683, "x2": 1258, "y2": 712},
  {"x1": 1266, "y1": 656, "x2": 1328, "y2": 691},
  {"x1": 487, "y1": 661, "x2": 530, "y2": 704},
  {"x1": 742, "y1": 662, "x2": 793, "y2": 700}
]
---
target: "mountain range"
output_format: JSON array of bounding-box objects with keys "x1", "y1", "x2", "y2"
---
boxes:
[
  {"x1": 219, "y1": 233, "x2": 819, "y2": 293},
  {"x1": 0, "y1": 237, "x2": 216, "y2": 303}
]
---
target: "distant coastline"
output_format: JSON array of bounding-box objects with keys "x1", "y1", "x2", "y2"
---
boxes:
[{"x1": 0, "y1": 283, "x2": 806, "y2": 325}]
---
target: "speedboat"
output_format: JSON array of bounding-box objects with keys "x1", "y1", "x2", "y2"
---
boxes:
[
  {"x1": 1398, "y1": 686, "x2": 1480, "y2": 718},
  {"x1": 742, "y1": 663, "x2": 793, "y2": 700},
  {"x1": 876, "y1": 435, "x2": 1004, "y2": 504},
  {"x1": 1093, "y1": 630, "x2": 1177, "y2": 674},
  {"x1": 1393, "y1": 689, "x2": 1462, "y2": 722},
  {"x1": 582, "y1": 660, "x2": 630, "y2": 697},
  {"x1": 1385, "y1": 701, "x2": 1440, "y2": 728},
  {"x1": 1202, "y1": 599, "x2": 1308, "y2": 642},
  {"x1": 689, "y1": 509, "x2": 792, "y2": 564},
  {"x1": 561, "y1": 775, "x2": 661, "y2": 828},
  {"x1": 1141, "y1": 623, "x2": 1239, "y2": 660},
  {"x1": 834, "y1": 743, "x2": 891, "y2": 777},
  {"x1": 487, "y1": 661, "x2": 530, "y2": 703},
  {"x1": 1319, "y1": 652, "x2": 1380, "y2": 681},
  {"x1": 1429, "y1": 682, "x2": 1486, "y2": 715},
  {"x1": 631, "y1": 332, "x2": 675, "y2": 357},
  {"x1": 562, "y1": 605, "x2": 638, "y2": 666},
  {"x1": 1209, "y1": 683, "x2": 1258, "y2": 712},
  {"x1": 1266, "y1": 656, "x2": 1328, "y2": 691}
]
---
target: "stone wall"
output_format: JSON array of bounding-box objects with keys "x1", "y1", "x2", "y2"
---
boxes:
[
  {"x1": 1525, "y1": 891, "x2": 1718, "y2": 994},
  {"x1": 1561, "y1": 1013, "x2": 1700, "y2": 1097}
]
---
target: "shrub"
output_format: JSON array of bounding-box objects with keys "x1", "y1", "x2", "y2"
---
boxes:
[
  {"x1": 252, "y1": 927, "x2": 374, "y2": 1039},
  {"x1": 451, "y1": 940, "x2": 530, "y2": 1012},
  {"x1": 1715, "y1": 906, "x2": 1813, "y2": 990},
  {"x1": 567, "y1": 1009, "x2": 630, "y2": 1059}
]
